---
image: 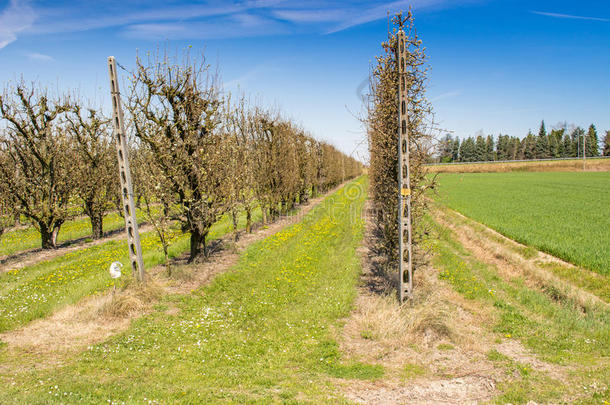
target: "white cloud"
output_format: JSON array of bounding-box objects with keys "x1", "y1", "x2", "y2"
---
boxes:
[
  {"x1": 27, "y1": 2, "x2": 257, "y2": 35},
  {"x1": 326, "y1": 0, "x2": 447, "y2": 34},
  {"x1": 532, "y1": 11, "x2": 610, "y2": 23},
  {"x1": 125, "y1": 13, "x2": 288, "y2": 40},
  {"x1": 272, "y1": 9, "x2": 345, "y2": 23},
  {"x1": 11, "y1": 0, "x2": 469, "y2": 43},
  {"x1": 0, "y1": 0, "x2": 36, "y2": 49},
  {"x1": 24, "y1": 51, "x2": 54, "y2": 61},
  {"x1": 431, "y1": 90, "x2": 461, "y2": 103}
]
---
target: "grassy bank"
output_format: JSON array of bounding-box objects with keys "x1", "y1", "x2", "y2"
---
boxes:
[{"x1": 426, "y1": 157, "x2": 610, "y2": 173}]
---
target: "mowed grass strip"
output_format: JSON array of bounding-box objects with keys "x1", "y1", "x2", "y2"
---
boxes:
[
  {"x1": 0, "y1": 210, "x2": 137, "y2": 257},
  {"x1": 0, "y1": 208, "x2": 261, "y2": 333},
  {"x1": 433, "y1": 172, "x2": 610, "y2": 274},
  {"x1": 0, "y1": 177, "x2": 382, "y2": 404}
]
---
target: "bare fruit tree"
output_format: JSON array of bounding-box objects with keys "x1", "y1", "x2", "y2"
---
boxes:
[
  {"x1": 0, "y1": 84, "x2": 74, "y2": 249},
  {"x1": 128, "y1": 50, "x2": 226, "y2": 261},
  {"x1": 0, "y1": 144, "x2": 16, "y2": 238},
  {"x1": 66, "y1": 103, "x2": 117, "y2": 239}
]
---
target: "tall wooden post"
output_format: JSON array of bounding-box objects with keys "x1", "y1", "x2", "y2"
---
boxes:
[
  {"x1": 107, "y1": 56, "x2": 146, "y2": 283},
  {"x1": 396, "y1": 29, "x2": 413, "y2": 301}
]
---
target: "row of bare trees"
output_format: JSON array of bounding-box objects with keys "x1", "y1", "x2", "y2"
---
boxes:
[
  {"x1": 0, "y1": 50, "x2": 362, "y2": 262},
  {"x1": 367, "y1": 12, "x2": 434, "y2": 268},
  {"x1": 0, "y1": 87, "x2": 117, "y2": 248}
]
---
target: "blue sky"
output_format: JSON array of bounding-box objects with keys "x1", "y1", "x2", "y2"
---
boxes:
[{"x1": 1, "y1": 0, "x2": 609, "y2": 161}]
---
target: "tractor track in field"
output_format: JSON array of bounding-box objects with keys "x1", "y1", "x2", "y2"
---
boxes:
[
  {"x1": 0, "y1": 184, "x2": 343, "y2": 371},
  {"x1": 0, "y1": 223, "x2": 154, "y2": 274},
  {"x1": 432, "y1": 206, "x2": 608, "y2": 309}
]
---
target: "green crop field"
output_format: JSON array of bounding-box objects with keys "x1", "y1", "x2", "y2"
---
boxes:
[{"x1": 433, "y1": 172, "x2": 610, "y2": 275}]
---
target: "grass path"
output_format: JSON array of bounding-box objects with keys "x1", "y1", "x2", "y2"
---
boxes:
[
  {"x1": 0, "y1": 208, "x2": 261, "y2": 333},
  {"x1": 0, "y1": 177, "x2": 378, "y2": 403},
  {"x1": 0, "y1": 211, "x2": 133, "y2": 258}
]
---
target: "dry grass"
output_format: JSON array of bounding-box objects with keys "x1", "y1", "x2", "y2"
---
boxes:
[
  {"x1": 98, "y1": 279, "x2": 164, "y2": 318},
  {"x1": 426, "y1": 157, "x2": 610, "y2": 173},
  {"x1": 341, "y1": 201, "x2": 498, "y2": 374},
  {"x1": 338, "y1": 198, "x2": 585, "y2": 404},
  {"x1": 337, "y1": 202, "x2": 505, "y2": 403}
]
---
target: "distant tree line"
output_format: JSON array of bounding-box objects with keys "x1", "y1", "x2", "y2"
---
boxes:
[{"x1": 437, "y1": 121, "x2": 610, "y2": 163}]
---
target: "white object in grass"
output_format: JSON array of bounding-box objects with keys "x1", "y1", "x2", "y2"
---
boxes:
[{"x1": 109, "y1": 262, "x2": 123, "y2": 279}]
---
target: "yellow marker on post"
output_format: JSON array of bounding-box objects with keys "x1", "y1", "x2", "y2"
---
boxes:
[{"x1": 401, "y1": 188, "x2": 411, "y2": 197}]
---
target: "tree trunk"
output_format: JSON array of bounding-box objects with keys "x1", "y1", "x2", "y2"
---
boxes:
[
  {"x1": 261, "y1": 206, "x2": 267, "y2": 225},
  {"x1": 189, "y1": 230, "x2": 203, "y2": 263},
  {"x1": 270, "y1": 205, "x2": 279, "y2": 220},
  {"x1": 40, "y1": 222, "x2": 60, "y2": 249},
  {"x1": 188, "y1": 229, "x2": 209, "y2": 262},
  {"x1": 90, "y1": 212, "x2": 104, "y2": 240},
  {"x1": 245, "y1": 207, "x2": 252, "y2": 233},
  {"x1": 231, "y1": 209, "x2": 239, "y2": 242}
]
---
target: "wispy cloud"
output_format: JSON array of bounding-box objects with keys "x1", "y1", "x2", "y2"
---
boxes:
[
  {"x1": 431, "y1": 90, "x2": 461, "y2": 103},
  {"x1": 24, "y1": 51, "x2": 54, "y2": 61},
  {"x1": 327, "y1": 0, "x2": 445, "y2": 34},
  {"x1": 0, "y1": 0, "x2": 36, "y2": 49},
  {"x1": 10, "y1": 0, "x2": 467, "y2": 44},
  {"x1": 532, "y1": 11, "x2": 610, "y2": 23},
  {"x1": 28, "y1": 3, "x2": 245, "y2": 35},
  {"x1": 272, "y1": 9, "x2": 346, "y2": 23},
  {"x1": 224, "y1": 63, "x2": 280, "y2": 89},
  {"x1": 271, "y1": 0, "x2": 454, "y2": 34},
  {"x1": 125, "y1": 13, "x2": 288, "y2": 40}
]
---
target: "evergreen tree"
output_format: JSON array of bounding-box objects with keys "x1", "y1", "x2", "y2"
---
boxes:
[
  {"x1": 496, "y1": 135, "x2": 509, "y2": 160},
  {"x1": 604, "y1": 130, "x2": 610, "y2": 157},
  {"x1": 538, "y1": 120, "x2": 546, "y2": 138},
  {"x1": 548, "y1": 133, "x2": 559, "y2": 158},
  {"x1": 460, "y1": 137, "x2": 476, "y2": 162},
  {"x1": 523, "y1": 131, "x2": 536, "y2": 159},
  {"x1": 485, "y1": 135, "x2": 495, "y2": 161},
  {"x1": 562, "y1": 133, "x2": 573, "y2": 158},
  {"x1": 509, "y1": 137, "x2": 520, "y2": 160},
  {"x1": 549, "y1": 128, "x2": 563, "y2": 158},
  {"x1": 451, "y1": 137, "x2": 460, "y2": 161},
  {"x1": 475, "y1": 135, "x2": 486, "y2": 161},
  {"x1": 586, "y1": 124, "x2": 599, "y2": 157},
  {"x1": 571, "y1": 127, "x2": 584, "y2": 157},
  {"x1": 535, "y1": 132, "x2": 550, "y2": 159},
  {"x1": 437, "y1": 134, "x2": 454, "y2": 162}
]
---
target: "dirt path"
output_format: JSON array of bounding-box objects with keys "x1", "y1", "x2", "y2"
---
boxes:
[
  {"x1": 0, "y1": 185, "x2": 341, "y2": 370},
  {"x1": 337, "y1": 199, "x2": 570, "y2": 404},
  {"x1": 0, "y1": 224, "x2": 153, "y2": 274}
]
